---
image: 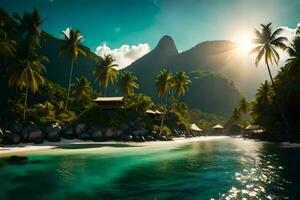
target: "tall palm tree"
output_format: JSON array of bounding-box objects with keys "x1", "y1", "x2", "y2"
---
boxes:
[
  {"x1": 173, "y1": 71, "x2": 191, "y2": 97},
  {"x1": 8, "y1": 49, "x2": 47, "y2": 120},
  {"x1": 93, "y1": 54, "x2": 118, "y2": 96},
  {"x1": 117, "y1": 70, "x2": 139, "y2": 97},
  {"x1": 72, "y1": 76, "x2": 92, "y2": 101},
  {"x1": 250, "y1": 23, "x2": 287, "y2": 87},
  {"x1": 155, "y1": 69, "x2": 174, "y2": 133},
  {"x1": 59, "y1": 28, "x2": 87, "y2": 110},
  {"x1": 0, "y1": 28, "x2": 16, "y2": 57},
  {"x1": 250, "y1": 23, "x2": 290, "y2": 130},
  {"x1": 14, "y1": 8, "x2": 46, "y2": 48}
]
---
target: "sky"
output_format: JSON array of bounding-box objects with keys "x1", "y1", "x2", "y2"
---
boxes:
[{"x1": 1, "y1": 0, "x2": 300, "y2": 68}]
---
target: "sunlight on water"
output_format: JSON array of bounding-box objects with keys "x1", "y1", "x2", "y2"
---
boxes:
[{"x1": 0, "y1": 137, "x2": 299, "y2": 200}]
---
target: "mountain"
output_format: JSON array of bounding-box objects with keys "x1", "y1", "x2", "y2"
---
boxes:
[{"x1": 127, "y1": 36, "x2": 241, "y2": 116}]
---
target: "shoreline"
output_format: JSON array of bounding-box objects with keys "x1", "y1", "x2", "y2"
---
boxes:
[{"x1": 0, "y1": 136, "x2": 228, "y2": 157}]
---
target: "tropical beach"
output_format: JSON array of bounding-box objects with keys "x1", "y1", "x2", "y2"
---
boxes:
[{"x1": 1, "y1": 0, "x2": 300, "y2": 199}]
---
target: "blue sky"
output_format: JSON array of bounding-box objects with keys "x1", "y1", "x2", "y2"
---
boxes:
[{"x1": 1, "y1": 0, "x2": 300, "y2": 51}]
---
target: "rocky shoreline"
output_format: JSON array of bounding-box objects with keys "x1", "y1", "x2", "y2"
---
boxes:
[{"x1": 0, "y1": 120, "x2": 203, "y2": 146}]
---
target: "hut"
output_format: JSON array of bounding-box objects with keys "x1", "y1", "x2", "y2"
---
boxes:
[
  {"x1": 244, "y1": 125, "x2": 265, "y2": 137},
  {"x1": 92, "y1": 97, "x2": 124, "y2": 110},
  {"x1": 212, "y1": 124, "x2": 224, "y2": 135},
  {"x1": 146, "y1": 109, "x2": 164, "y2": 121},
  {"x1": 190, "y1": 123, "x2": 202, "y2": 132}
]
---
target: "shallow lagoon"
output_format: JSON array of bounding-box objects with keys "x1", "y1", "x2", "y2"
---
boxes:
[{"x1": 0, "y1": 137, "x2": 300, "y2": 200}]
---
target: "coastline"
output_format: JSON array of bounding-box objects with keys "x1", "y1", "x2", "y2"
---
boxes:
[{"x1": 0, "y1": 136, "x2": 228, "y2": 157}]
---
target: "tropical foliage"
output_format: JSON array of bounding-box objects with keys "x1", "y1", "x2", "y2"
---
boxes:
[{"x1": 117, "y1": 70, "x2": 139, "y2": 97}]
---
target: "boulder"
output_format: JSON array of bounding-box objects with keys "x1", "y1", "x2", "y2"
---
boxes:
[
  {"x1": 9, "y1": 120, "x2": 23, "y2": 134},
  {"x1": 75, "y1": 123, "x2": 87, "y2": 135},
  {"x1": 88, "y1": 126, "x2": 103, "y2": 141},
  {"x1": 28, "y1": 130, "x2": 44, "y2": 143},
  {"x1": 123, "y1": 135, "x2": 133, "y2": 141},
  {"x1": 45, "y1": 123, "x2": 61, "y2": 142},
  {"x1": 104, "y1": 128, "x2": 114, "y2": 138},
  {"x1": 21, "y1": 121, "x2": 38, "y2": 142},
  {"x1": 78, "y1": 133, "x2": 91, "y2": 140},
  {"x1": 145, "y1": 135, "x2": 155, "y2": 141},
  {"x1": 8, "y1": 132, "x2": 21, "y2": 144},
  {"x1": 133, "y1": 128, "x2": 149, "y2": 136},
  {"x1": 62, "y1": 125, "x2": 74, "y2": 139}
]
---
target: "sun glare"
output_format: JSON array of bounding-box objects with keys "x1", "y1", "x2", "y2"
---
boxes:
[{"x1": 237, "y1": 34, "x2": 253, "y2": 54}]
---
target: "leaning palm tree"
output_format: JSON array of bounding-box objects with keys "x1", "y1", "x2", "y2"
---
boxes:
[
  {"x1": 250, "y1": 23, "x2": 290, "y2": 129},
  {"x1": 8, "y1": 49, "x2": 47, "y2": 120},
  {"x1": 250, "y1": 23, "x2": 287, "y2": 87},
  {"x1": 59, "y1": 28, "x2": 87, "y2": 110},
  {"x1": 72, "y1": 76, "x2": 92, "y2": 101},
  {"x1": 155, "y1": 69, "x2": 174, "y2": 133},
  {"x1": 173, "y1": 71, "x2": 191, "y2": 97},
  {"x1": 117, "y1": 70, "x2": 139, "y2": 97},
  {"x1": 93, "y1": 54, "x2": 118, "y2": 96},
  {"x1": 14, "y1": 8, "x2": 46, "y2": 48},
  {"x1": 0, "y1": 29, "x2": 16, "y2": 57}
]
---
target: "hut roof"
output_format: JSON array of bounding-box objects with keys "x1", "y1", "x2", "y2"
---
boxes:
[
  {"x1": 146, "y1": 109, "x2": 164, "y2": 115},
  {"x1": 190, "y1": 123, "x2": 202, "y2": 132},
  {"x1": 245, "y1": 125, "x2": 263, "y2": 130},
  {"x1": 93, "y1": 97, "x2": 124, "y2": 102},
  {"x1": 212, "y1": 124, "x2": 224, "y2": 129}
]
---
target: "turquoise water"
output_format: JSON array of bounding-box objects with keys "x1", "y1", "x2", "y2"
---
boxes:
[{"x1": 0, "y1": 137, "x2": 300, "y2": 200}]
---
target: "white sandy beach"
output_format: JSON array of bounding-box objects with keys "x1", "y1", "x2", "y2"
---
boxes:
[{"x1": 0, "y1": 136, "x2": 228, "y2": 157}]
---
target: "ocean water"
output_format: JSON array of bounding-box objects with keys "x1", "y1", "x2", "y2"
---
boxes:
[{"x1": 0, "y1": 137, "x2": 299, "y2": 200}]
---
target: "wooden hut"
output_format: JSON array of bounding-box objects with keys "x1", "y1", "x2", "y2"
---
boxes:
[
  {"x1": 244, "y1": 125, "x2": 265, "y2": 137},
  {"x1": 92, "y1": 97, "x2": 124, "y2": 110},
  {"x1": 146, "y1": 109, "x2": 164, "y2": 121},
  {"x1": 212, "y1": 124, "x2": 224, "y2": 135}
]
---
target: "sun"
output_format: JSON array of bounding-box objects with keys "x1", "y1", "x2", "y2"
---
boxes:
[{"x1": 236, "y1": 34, "x2": 253, "y2": 54}]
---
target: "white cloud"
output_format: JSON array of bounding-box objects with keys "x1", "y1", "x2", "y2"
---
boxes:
[
  {"x1": 279, "y1": 23, "x2": 300, "y2": 43},
  {"x1": 95, "y1": 43, "x2": 151, "y2": 70}
]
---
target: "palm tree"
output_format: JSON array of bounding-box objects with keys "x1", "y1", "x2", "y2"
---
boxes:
[
  {"x1": 34, "y1": 101, "x2": 55, "y2": 117},
  {"x1": 155, "y1": 69, "x2": 174, "y2": 133},
  {"x1": 250, "y1": 23, "x2": 288, "y2": 86},
  {"x1": 93, "y1": 54, "x2": 118, "y2": 96},
  {"x1": 72, "y1": 76, "x2": 92, "y2": 101},
  {"x1": 0, "y1": 29, "x2": 16, "y2": 57},
  {"x1": 59, "y1": 28, "x2": 87, "y2": 110},
  {"x1": 173, "y1": 71, "x2": 191, "y2": 97},
  {"x1": 250, "y1": 23, "x2": 290, "y2": 129},
  {"x1": 8, "y1": 49, "x2": 47, "y2": 120},
  {"x1": 14, "y1": 8, "x2": 46, "y2": 48},
  {"x1": 117, "y1": 70, "x2": 139, "y2": 97},
  {"x1": 286, "y1": 36, "x2": 300, "y2": 71},
  {"x1": 251, "y1": 81, "x2": 272, "y2": 124},
  {"x1": 238, "y1": 97, "x2": 249, "y2": 115}
]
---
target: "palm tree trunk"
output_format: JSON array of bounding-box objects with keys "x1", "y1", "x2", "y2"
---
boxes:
[
  {"x1": 23, "y1": 84, "x2": 29, "y2": 121},
  {"x1": 159, "y1": 95, "x2": 168, "y2": 134},
  {"x1": 266, "y1": 61, "x2": 292, "y2": 132},
  {"x1": 104, "y1": 86, "x2": 107, "y2": 97},
  {"x1": 65, "y1": 58, "x2": 74, "y2": 111}
]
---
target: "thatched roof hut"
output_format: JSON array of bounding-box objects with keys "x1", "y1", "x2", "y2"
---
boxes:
[{"x1": 190, "y1": 123, "x2": 202, "y2": 132}]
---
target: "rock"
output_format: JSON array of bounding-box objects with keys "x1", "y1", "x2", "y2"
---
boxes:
[
  {"x1": 75, "y1": 123, "x2": 87, "y2": 135},
  {"x1": 21, "y1": 121, "x2": 38, "y2": 142},
  {"x1": 62, "y1": 126, "x2": 74, "y2": 139},
  {"x1": 78, "y1": 133, "x2": 91, "y2": 140},
  {"x1": 133, "y1": 128, "x2": 149, "y2": 136},
  {"x1": 6, "y1": 156, "x2": 28, "y2": 165},
  {"x1": 28, "y1": 129, "x2": 44, "y2": 143},
  {"x1": 123, "y1": 135, "x2": 133, "y2": 141},
  {"x1": 89, "y1": 126, "x2": 103, "y2": 141},
  {"x1": 45, "y1": 123, "x2": 61, "y2": 142},
  {"x1": 9, "y1": 120, "x2": 23, "y2": 134},
  {"x1": 145, "y1": 135, "x2": 155, "y2": 141},
  {"x1": 9, "y1": 133, "x2": 21, "y2": 144},
  {"x1": 104, "y1": 128, "x2": 114, "y2": 138}
]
